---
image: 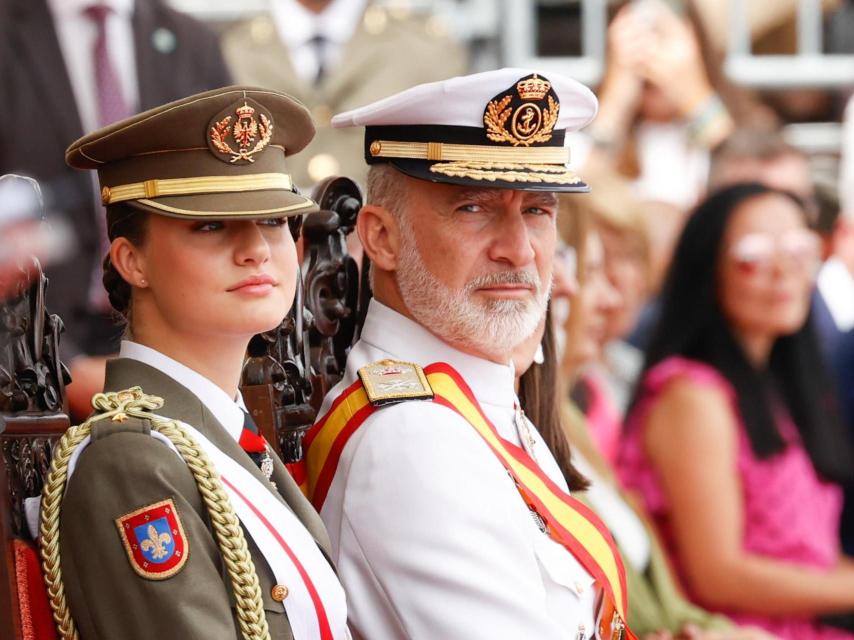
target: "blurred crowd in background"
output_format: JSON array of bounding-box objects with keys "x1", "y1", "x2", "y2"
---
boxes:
[{"x1": 2, "y1": 0, "x2": 854, "y2": 637}]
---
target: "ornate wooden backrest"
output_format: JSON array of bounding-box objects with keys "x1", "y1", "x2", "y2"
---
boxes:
[
  {"x1": 242, "y1": 176, "x2": 364, "y2": 461},
  {"x1": 0, "y1": 259, "x2": 70, "y2": 640}
]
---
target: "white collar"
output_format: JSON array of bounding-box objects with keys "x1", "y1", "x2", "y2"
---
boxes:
[
  {"x1": 118, "y1": 341, "x2": 246, "y2": 442},
  {"x1": 359, "y1": 299, "x2": 518, "y2": 409},
  {"x1": 48, "y1": 0, "x2": 135, "y2": 18},
  {"x1": 271, "y1": 0, "x2": 368, "y2": 47}
]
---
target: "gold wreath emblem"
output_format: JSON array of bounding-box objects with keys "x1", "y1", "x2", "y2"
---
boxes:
[
  {"x1": 484, "y1": 95, "x2": 559, "y2": 147},
  {"x1": 209, "y1": 102, "x2": 273, "y2": 163}
]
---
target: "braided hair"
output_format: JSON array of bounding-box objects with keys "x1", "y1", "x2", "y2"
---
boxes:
[{"x1": 101, "y1": 203, "x2": 149, "y2": 317}]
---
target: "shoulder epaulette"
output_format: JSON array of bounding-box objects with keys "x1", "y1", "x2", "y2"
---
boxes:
[{"x1": 357, "y1": 359, "x2": 434, "y2": 407}]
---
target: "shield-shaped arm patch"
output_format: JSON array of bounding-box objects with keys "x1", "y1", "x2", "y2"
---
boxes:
[{"x1": 115, "y1": 498, "x2": 189, "y2": 580}]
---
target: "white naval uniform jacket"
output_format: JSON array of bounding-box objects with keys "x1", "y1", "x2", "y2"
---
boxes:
[{"x1": 318, "y1": 300, "x2": 597, "y2": 639}]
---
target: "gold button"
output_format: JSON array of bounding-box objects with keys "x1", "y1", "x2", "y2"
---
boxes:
[
  {"x1": 307, "y1": 153, "x2": 341, "y2": 183},
  {"x1": 574, "y1": 581, "x2": 585, "y2": 595},
  {"x1": 271, "y1": 584, "x2": 289, "y2": 602}
]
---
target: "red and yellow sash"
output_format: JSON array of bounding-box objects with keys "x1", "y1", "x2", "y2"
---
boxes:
[{"x1": 301, "y1": 362, "x2": 635, "y2": 639}]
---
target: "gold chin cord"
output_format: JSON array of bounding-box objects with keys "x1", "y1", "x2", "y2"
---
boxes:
[{"x1": 39, "y1": 387, "x2": 272, "y2": 640}]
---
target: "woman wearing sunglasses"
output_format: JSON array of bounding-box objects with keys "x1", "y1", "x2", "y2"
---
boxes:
[{"x1": 619, "y1": 182, "x2": 854, "y2": 639}]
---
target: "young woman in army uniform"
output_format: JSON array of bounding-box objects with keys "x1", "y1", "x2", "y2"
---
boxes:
[{"x1": 39, "y1": 87, "x2": 348, "y2": 640}]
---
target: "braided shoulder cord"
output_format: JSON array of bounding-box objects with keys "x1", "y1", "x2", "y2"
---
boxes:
[{"x1": 39, "y1": 387, "x2": 272, "y2": 640}]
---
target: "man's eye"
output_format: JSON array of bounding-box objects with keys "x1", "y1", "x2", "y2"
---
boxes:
[
  {"x1": 458, "y1": 204, "x2": 483, "y2": 213},
  {"x1": 525, "y1": 207, "x2": 551, "y2": 216}
]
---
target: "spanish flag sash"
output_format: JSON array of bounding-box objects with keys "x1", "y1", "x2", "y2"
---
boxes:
[{"x1": 302, "y1": 361, "x2": 635, "y2": 640}]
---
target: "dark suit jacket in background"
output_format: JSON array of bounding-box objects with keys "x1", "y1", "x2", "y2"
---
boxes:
[{"x1": 0, "y1": 0, "x2": 232, "y2": 358}]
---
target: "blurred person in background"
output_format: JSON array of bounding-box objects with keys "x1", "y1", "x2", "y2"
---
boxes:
[
  {"x1": 708, "y1": 129, "x2": 816, "y2": 205},
  {"x1": 568, "y1": 173, "x2": 654, "y2": 419},
  {"x1": 575, "y1": 0, "x2": 773, "y2": 213},
  {"x1": 619, "y1": 183, "x2": 854, "y2": 639},
  {"x1": 0, "y1": 0, "x2": 232, "y2": 420},
  {"x1": 515, "y1": 250, "x2": 773, "y2": 640},
  {"x1": 708, "y1": 128, "x2": 849, "y2": 359},
  {"x1": 222, "y1": 0, "x2": 466, "y2": 191},
  {"x1": 558, "y1": 206, "x2": 624, "y2": 465},
  {"x1": 832, "y1": 93, "x2": 854, "y2": 557},
  {"x1": 814, "y1": 97, "x2": 854, "y2": 339},
  {"x1": 0, "y1": 174, "x2": 71, "y2": 301}
]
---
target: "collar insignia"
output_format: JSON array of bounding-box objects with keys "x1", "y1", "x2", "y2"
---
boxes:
[
  {"x1": 483, "y1": 74, "x2": 560, "y2": 147},
  {"x1": 208, "y1": 98, "x2": 274, "y2": 164}
]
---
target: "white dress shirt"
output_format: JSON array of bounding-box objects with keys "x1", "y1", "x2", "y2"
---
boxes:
[
  {"x1": 318, "y1": 300, "x2": 597, "y2": 639},
  {"x1": 818, "y1": 256, "x2": 854, "y2": 333},
  {"x1": 46, "y1": 0, "x2": 139, "y2": 135},
  {"x1": 841, "y1": 96, "x2": 853, "y2": 216},
  {"x1": 118, "y1": 340, "x2": 247, "y2": 441},
  {"x1": 271, "y1": 0, "x2": 368, "y2": 83}
]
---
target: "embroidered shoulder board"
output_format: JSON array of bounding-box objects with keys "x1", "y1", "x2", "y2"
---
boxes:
[{"x1": 357, "y1": 359, "x2": 434, "y2": 407}]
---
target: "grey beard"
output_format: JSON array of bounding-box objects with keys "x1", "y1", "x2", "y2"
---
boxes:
[{"x1": 396, "y1": 230, "x2": 549, "y2": 358}]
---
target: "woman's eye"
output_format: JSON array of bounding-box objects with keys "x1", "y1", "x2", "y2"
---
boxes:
[
  {"x1": 258, "y1": 217, "x2": 288, "y2": 227},
  {"x1": 193, "y1": 221, "x2": 224, "y2": 232}
]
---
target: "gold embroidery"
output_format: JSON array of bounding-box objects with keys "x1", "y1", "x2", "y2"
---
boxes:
[
  {"x1": 358, "y1": 359, "x2": 434, "y2": 406},
  {"x1": 209, "y1": 102, "x2": 273, "y2": 164},
  {"x1": 483, "y1": 75, "x2": 559, "y2": 147},
  {"x1": 430, "y1": 161, "x2": 581, "y2": 185}
]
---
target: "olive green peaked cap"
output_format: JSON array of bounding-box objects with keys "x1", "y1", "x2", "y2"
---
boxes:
[{"x1": 66, "y1": 86, "x2": 319, "y2": 219}]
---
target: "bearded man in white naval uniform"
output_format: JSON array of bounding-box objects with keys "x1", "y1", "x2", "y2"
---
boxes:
[{"x1": 302, "y1": 69, "x2": 634, "y2": 640}]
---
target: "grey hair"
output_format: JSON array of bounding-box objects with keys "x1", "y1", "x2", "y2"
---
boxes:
[
  {"x1": 364, "y1": 164, "x2": 412, "y2": 289},
  {"x1": 365, "y1": 164, "x2": 409, "y2": 219}
]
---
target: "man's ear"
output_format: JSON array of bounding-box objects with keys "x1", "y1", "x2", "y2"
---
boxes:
[
  {"x1": 357, "y1": 204, "x2": 401, "y2": 271},
  {"x1": 110, "y1": 236, "x2": 149, "y2": 289}
]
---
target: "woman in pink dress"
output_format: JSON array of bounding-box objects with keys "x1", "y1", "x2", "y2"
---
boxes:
[{"x1": 619, "y1": 182, "x2": 854, "y2": 639}]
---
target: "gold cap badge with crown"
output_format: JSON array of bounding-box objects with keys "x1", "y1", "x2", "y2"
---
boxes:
[
  {"x1": 208, "y1": 99, "x2": 274, "y2": 164},
  {"x1": 484, "y1": 73, "x2": 560, "y2": 147}
]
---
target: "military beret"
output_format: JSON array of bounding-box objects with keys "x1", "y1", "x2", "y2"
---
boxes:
[
  {"x1": 66, "y1": 86, "x2": 318, "y2": 219},
  {"x1": 331, "y1": 68, "x2": 598, "y2": 192}
]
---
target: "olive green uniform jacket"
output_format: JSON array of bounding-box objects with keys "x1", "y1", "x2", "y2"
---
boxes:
[
  {"x1": 58, "y1": 358, "x2": 335, "y2": 639},
  {"x1": 221, "y1": 4, "x2": 467, "y2": 189}
]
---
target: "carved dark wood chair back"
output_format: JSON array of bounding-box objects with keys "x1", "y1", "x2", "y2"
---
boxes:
[
  {"x1": 242, "y1": 177, "x2": 365, "y2": 462},
  {"x1": 0, "y1": 261, "x2": 70, "y2": 640}
]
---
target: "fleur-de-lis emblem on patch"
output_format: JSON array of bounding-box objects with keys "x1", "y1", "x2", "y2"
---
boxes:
[
  {"x1": 140, "y1": 524, "x2": 172, "y2": 560},
  {"x1": 208, "y1": 99, "x2": 274, "y2": 164}
]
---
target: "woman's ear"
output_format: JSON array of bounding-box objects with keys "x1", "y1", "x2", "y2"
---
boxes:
[
  {"x1": 110, "y1": 237, "x2": 148, "y2": 289},
  {"x1": 357, "y1": 204, "x2": 402, "y2": 272}
]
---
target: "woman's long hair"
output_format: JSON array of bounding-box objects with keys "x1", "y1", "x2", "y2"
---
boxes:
[
  {"x1": 519, "y1": 306, "x2": 589, "y2": 492},
  {"x1": 629, "y1": 182, "x2": 852, "y2": 484}
]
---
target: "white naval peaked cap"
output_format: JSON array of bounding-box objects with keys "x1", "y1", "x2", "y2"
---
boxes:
[
  {"x1": 331, "y1": 68, "x2": 599, "y2": 193},
  {"x1": 331, "y1": 67, "x2": 598, "y2": 131}
]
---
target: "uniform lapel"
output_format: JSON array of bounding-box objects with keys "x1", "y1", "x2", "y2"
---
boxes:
[
  {"x1": 104, "y1": 358, "x2": 332, "y2": 554},
  {"x1": 132, "y1": 1, "x2": 176, "y2": 109},
  {"x1": 321, "y1": 18, "x2": 374, "y2": 105},
  {"x1": 12, "y1": 0, "x2": 84, "y2": 145}
]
